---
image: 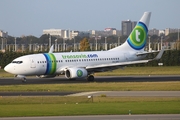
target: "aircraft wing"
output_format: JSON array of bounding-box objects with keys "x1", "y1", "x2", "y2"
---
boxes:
[
  {"x1": 58, "y1": 50, "x2": 164, "y2": 73},
  {"x1": 59, "y1": 60, "x2": 149, "y2": 73},
  {"x1": 86, "y1": 60, "x2": 149, "y2": 70},
  {"x1": 86, "y1": 49, "x2": 164, "y2": 71}
]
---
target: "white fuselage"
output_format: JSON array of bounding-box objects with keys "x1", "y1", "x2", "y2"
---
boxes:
[{"x1": 4, "y1": 50, "x2": 145, "y2": 76}]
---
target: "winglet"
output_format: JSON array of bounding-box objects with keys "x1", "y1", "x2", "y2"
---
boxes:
[
  {"x1": 49, "y1": 45, "x2": 54, "y2": 53},
  {"x1": 153, "y1": 49, "x2": 164, "y2": 60}
]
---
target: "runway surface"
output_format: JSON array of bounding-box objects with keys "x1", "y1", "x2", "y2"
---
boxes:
[
  {"x1": 1, "y1": 114, "x2": 180, "y2": 120},
  {"x1": 1, "y1": 75, "x2": 180, "y2": 85},
  {"x1": 1, "y1": 91, "x2": 180, "y2": 97}
]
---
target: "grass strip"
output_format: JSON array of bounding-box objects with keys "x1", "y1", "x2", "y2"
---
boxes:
[
  {"x1": 0, "y1": 96, "x2": 179, "y2": 117},
  {"x1": 0, "y1": 82, "x2": 180, "y2": 92},
  {"x1": 0, "y1": 96, "x2": 179, "y2": 104}
]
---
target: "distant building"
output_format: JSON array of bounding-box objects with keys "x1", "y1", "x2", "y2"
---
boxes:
[
  {"x1": 165, "y1": 28, "x2": 179, "y2": 36},
  {"x1": 0, "y1": 30, "x2": 8, "y2": 38},
  {"x1": 91, "y1": 30, "x2": 96, "y2": 35},
  {"x1": 89, "y1": 29, "x2": 121, "y2": 37},
  {"x1": 70, "y1": 31, "x2": 79, "y2": 39},
  {"x1": 148, "y1": 28, "x2": 159, "y2": 36},
  {"x1": 43, "y1": 29, "x2": 78, "y2": 39},
  {"x1": 159, "y1": 30, "x2": 165, "y2": 36},
  {"x1": 104, "y1": 28, "x2": 116, "y2": 31},
  {"x1": 78, "y1": 31, "x2": 90, "y2": 37},
  {"x1": 121, "y1": 20, "x2": 137, "y2": 36},
  {"x1": 43, "y1": 29, "x2": 61, "y2": 37},
  {"x1": 61, "y1": 30, "x2": 70, "y2": 39}
]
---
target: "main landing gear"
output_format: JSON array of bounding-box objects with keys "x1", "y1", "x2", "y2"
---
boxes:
[
  {"x1": 87, "y1": 75, "x2": 94, "y2": 82},
  {"x1": 22, "y1": 78, "x2": 27, "y2": 83}
]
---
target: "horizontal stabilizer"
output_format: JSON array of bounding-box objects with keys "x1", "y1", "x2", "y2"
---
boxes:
[
  {"x1": 153, "y1": 49, "x2": 164, "y2": 60},
  {"x1": 136, "y1": 50, "x2": 160, "y2": 56}
]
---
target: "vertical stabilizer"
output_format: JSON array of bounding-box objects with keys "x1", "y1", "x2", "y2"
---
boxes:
[
  {"x1": 109, "y1": 12, "x2": 151, "y2": 52},
  {"x1": 49, "y1": 45, "x2": 54, "y2": 53},
  {"x1": 140, "y1": 12, "x2": 151, "y2": 28}
]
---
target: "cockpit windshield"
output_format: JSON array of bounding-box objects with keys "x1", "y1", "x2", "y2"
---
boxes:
[{"x1": 11, "y1": 61, "x2": 23, "y2": 64}]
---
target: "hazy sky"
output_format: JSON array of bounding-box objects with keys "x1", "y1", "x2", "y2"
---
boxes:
[{"x1": 0, "y1": 0, "x2": 179, "y2": 37}]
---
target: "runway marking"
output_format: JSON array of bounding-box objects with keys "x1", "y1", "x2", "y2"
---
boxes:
[
  {"x1": 67, "y1": 91, "x2": 106, "y2": 96},
  {"x1": 67, "y1": 91, "x2": 180, "y2": 97}
]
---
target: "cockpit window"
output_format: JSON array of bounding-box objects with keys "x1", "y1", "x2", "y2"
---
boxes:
[{"x1": 12, "y1": 61, "x2": 23, "y2": 64}]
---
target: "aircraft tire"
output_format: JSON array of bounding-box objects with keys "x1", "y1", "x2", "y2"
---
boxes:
[
  {"x1": 87, "y1": 75, "x2": 94, "y2": 82},
  {"x1": 22, "y1": 78, "x2": 27, "y2": 83}
]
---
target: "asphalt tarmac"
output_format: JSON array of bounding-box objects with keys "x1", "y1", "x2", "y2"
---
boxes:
[
  {"x1": 1, "y1": 75, "x2": 180, "y2": 85},
  {"x1": 1, "y1": 114, "x2": 180, "y2": 120},
  {"x1": 1, "y1": 91, "x2": 180, "y2": 97}
]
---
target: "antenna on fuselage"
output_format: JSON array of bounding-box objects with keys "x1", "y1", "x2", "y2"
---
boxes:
[{"x1": 49, "y1": 45, "x2": 54, "y2": 53}]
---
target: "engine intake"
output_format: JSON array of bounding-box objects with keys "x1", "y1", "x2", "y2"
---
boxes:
[{"x1": 65, "y1": 68, "x2": 88, "y2": 79}]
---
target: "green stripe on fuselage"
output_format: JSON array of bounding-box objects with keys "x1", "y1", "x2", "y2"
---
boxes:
[{"x1": 49, "y1": 53, "x2": 57, "y2": 74}]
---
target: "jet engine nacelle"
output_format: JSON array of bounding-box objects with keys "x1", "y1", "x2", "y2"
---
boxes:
[
  {"x1": 36, "y1": 75, "x2": 56, "y2": 78},
  {"x1": 65, "y1": 68, "x2": 88, "y2": 79}
]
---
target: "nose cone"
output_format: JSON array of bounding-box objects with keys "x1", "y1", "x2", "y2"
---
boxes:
[{"x1": 4, "y1": 64, "x2": 12, "y2": 74}]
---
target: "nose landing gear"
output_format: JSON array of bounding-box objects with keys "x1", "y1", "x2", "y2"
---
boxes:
[{"x1": 14, "y1": 75, "x2": 27, "y2": 83}]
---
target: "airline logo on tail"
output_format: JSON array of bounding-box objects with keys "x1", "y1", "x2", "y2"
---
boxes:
[{"x1": 127, "y1": 22, "x2": 148, "y2": 50}]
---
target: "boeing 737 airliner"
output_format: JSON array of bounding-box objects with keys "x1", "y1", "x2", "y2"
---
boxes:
[{"x1": 4, "y1": 12, "x2": 164, "y2": 82}]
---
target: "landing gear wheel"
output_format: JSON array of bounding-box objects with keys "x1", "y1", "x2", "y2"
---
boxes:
[
  {"x1": 87, "y1": 75, "x2": 94, "y2": 82},
  {"x1": 22, "y1": 78, "x2": 26, "y2": 83}
]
